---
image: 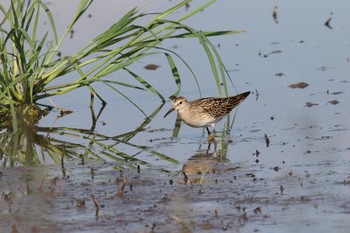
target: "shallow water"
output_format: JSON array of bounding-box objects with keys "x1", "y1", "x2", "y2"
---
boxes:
[
  {"x1": 1, "y1": 0, "x2": 350, "y2": 232},
  {"x1": 1, "y1": 157, "x2": 349, "y2": 233}
]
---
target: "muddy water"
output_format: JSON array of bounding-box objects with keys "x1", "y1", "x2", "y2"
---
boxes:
[
  {"x1": 1, "y1": 0, "x2": 350, "y2": 232},
  {"x1": 1, "y1": 155, "x2": 349, "y2": 233}
]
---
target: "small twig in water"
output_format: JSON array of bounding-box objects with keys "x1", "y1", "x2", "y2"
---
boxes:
[
  {"x1": 324, "y1": 17, "x2": 332, "y2": 29},
  {"x1": 137, "y1": 164, "x2": 141, "y2": 174},
  {"x1": 264, "y1": 134, "x2": 270, "y2": 147},
  {"x1": 92, "y1": 194, "x2": 100, "y2": 216},
  {"x1": 48, "y1": 97, "x2": 73, "y2": 117},
  {"x1": 272, "y1": 3, "x2": 278, "y2": 24},
  {"x1": 91, "y1": 167, "x2": 95, "y2": 179}
]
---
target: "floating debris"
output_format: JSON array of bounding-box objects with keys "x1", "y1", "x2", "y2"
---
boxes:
[
  {"x1": 272, "y1": 4, "x2": 278, "y2": 24},
  {"x1": 331, "y1": 91, "x2": 342, "y2": 95},
  {"x1": 76, "y1": 198, "x2": 85, "y2": 208},
  {"x1": 264, "y1": 134, "x2": 270, "y2": 147},
  {"x1": 317, "y1": 66, "x2": 333, "y2": 71},
  {"x1": 255, "y1": 150, "x2": 260, "y2": 157},
  {"x1": 305, "y1": 102, "x2": 319, "y2": 107},
  {"x1": 289, "y1": 82, "x2": 309, "y2": 89},
  {"x1": 263, "y1": 50, "x2": 282, "y2": 58},
  {"x1": 275, "y1": 72, "x2": 286, "y2": 77},
  {"x1": 137, "y1": 164, "x2": 141, "y2": 174},
  {"x1": 91, "y1": 194, "x2": 100, "y2": 216},
  {"x1": 255, "y1": 89, "x2": 260, "y2": 101},
  {"x1": 185, "y1": 3, "x2": 190, "y2": 11},
  {"x1": 144, "y1": 64, "x2": 160, "y2": 70},
  {"x1": 91, "y1": 167, "x2": 95, "y2": 179},
  {"x1": 253, "y1": 207, "x2": 262, "y2": 214},
  {"x1": 70, "y1": 28, "x2": 75, "y2": 39},
  {"x1": 324, "y1": 17, "x2": 332, "y2": 29},
  {"x1": 328, "y1": 99, "x2": 340, "y2": 105}
]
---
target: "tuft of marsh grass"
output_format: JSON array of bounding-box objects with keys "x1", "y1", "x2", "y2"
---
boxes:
[
  {"x1": 0, "y1": 0, "x2": 242, "y2": 130},
  {"x1": 0, "y1": 0, "x2": 243, "y2": 166}
]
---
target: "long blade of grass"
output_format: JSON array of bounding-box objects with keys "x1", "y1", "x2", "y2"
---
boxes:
[
  {"x1": 177, "y1": 0, "x2": 217, "y2": 22},
  {"x1": 168, "y1": 30, "x2": 245, "y2": 39},
  {"x1": 123, "y1": 68, "x2": 165, "y2": 101},
  {"x1": 7, "y1": 89, "x2": 18, "y2": 132},
  {"x1": 155, "y1": 46, "x2": 201, "y2": 97},
  {"x1": 45, "y1": 0, "x2": 92, "y2": 64},
  {"x1": 102, "y1": 81, "x2": 148, "y2": 117},
  {"x1": 152, "y1": 0, "x2": 191, "y2": 21},
  {"x1": 164, "y1": 53, "x2": 181, "y2": 99}
]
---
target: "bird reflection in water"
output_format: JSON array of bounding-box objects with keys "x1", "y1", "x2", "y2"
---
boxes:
[{"x1": 182, "y1": 140, "x2": 237, "y2": 184}]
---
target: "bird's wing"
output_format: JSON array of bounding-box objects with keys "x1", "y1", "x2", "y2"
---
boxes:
[
  {"x1": 194, "y1": 95, "x2": 247, "y2": 118},
  {"x1": 192, "y1": 98, "x2": 227, "y2": 118}
]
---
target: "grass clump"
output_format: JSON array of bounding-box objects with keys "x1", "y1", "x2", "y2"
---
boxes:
[
  {"x1": 0, "y1": 0, "x2": 243, "y2": 166},
  {"x1": 0, "y1": 0, "x2": 242, "y2": 130}
]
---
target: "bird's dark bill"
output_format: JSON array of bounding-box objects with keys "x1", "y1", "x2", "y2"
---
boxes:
[{"x1": 164, "y1": 107, "x2": 175, "y2": 118}]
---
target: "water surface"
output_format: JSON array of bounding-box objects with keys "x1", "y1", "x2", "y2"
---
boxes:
[{"x1": 1, "y1": 0, "x2": 350, "y2": 232}]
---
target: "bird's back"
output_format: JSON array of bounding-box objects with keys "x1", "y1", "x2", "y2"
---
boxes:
[{"x1": 190, "y1": 91, "x2": 250, "y2": 119}]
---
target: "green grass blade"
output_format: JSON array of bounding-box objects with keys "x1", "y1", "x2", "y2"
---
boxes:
[
  {"x1": 155, "y1": 46, "x2": 201, "y2": 97},
  {"x1": 123, "y1": 68, "x2": 165, "y2": 101},
  {"x1": 7, "y1": 89, "x2": 18, "y2": 132},
  {"x1": 102, "y1": 81, "x2": 148, "y2": 117},
  {"x1": 164, "y1": 53, "x2": 181, "y2": 99}
]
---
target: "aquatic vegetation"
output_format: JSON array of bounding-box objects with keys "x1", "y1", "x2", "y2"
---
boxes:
[
  {"x1": 0, "y1": 0, "x2": 242, "y2": 165},
  {"x1": 0, "y1": 0, "x2": 242, "y2": 130}
]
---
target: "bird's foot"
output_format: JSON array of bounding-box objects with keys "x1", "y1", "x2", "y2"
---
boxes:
[{"x1": 208, "y1": 130, "x2": 216, "y2": 141}]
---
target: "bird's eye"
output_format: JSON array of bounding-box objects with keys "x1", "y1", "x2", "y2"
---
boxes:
[{"x1": 179, "y1": 101, "x2": 182, "y2": 105}]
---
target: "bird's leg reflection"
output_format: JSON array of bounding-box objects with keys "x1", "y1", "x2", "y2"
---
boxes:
[
  {"x1": 207, "y1": 138, "x2": 217, "y2": 153},
  {"x1": 182, "y1": 139, "x2": 219, "y2": 184}
]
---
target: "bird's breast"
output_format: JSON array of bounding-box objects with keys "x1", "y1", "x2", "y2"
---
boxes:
[{"x1": 178, "y1": 110, "x2": 216, "y2": 128}]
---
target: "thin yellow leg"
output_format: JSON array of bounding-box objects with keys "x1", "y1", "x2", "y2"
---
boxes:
[{"x1": 208, "y1": 130, "x2": 216, "y2": 141}]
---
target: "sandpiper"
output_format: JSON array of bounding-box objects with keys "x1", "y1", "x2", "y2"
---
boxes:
[{"x1": 164, "y1": 91, "x2": 250, "y2": 140}]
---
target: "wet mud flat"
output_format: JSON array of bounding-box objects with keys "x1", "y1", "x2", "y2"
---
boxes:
[{"x1": 1, "y1": 156, "x2": 349, "y2": 233}]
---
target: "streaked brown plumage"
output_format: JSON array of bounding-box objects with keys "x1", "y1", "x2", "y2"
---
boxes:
[{"x1": 164, "y1": 91, "x2": 250, "y2": 140}]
